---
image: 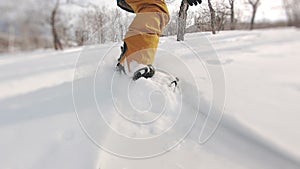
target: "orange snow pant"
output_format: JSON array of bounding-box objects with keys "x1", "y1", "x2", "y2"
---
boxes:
[{"x1": 119, "y1": 0, "x2": 170, "y2": 71}]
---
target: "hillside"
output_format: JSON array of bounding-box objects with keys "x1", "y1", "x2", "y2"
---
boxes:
[{"x1": 0, "y1": 28, "x2": 299, "y2": 169}]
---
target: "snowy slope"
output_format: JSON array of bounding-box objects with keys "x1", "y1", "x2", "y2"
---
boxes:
[{"x1": 0, "y1": 28, "x2": 300, "y2": 169}]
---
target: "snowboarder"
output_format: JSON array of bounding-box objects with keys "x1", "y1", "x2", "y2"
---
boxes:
[{"x1": 116, "y1": 0, "x2": 202, "y2": 80}]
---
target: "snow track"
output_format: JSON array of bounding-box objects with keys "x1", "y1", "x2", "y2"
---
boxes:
[{"x1": 0, "y1": 29, "x2": 299, "y2": 169}]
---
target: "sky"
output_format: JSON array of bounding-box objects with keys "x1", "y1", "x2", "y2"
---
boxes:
[
  {"x1": 237, "y1": 0, "x2": 286, "y2": 22},
  {"x1": 91, "y1": 0, "x2": 287, "y2": 22}
]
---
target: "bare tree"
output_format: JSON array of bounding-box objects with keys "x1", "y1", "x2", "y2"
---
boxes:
[
  {"x1": 108, "y1": 9, "x2": 122, "y2": 42},
  {"x1": 164, "y1": 11, "x2": 178, "y2": 36},
  {"x1": 283, "y1": 0, "x2": 300, "y2": 27},
  {"x1": 72, "y1": 4, "x2": 132, "y2": 46},
  {"x1": 0, "y1": 1, "x2": 133, "y2": 52},
  {"x1": 0, "y1": 0, "x2": 55, "y2": 52},
  {"x1": 94, "y1": 6, "x2": 107, "y2": 44},
  {"x1": 293, "y1": 0, "x2": 300, "y2": 27},
  {"x1": 283, "y1": 0, "x2": 293, "y2": 26},
  {"x1": 177, "y1": 0, "x2": 189, "y2": 41},
  {"x1": 208, "y1": 0, "x2": 216, "y2": 34},
  {"x1": 247, "y1": 0, "x2": 260, "y2": 30},
  {"x1": 194, "y1": 9, "x2": 211, "y2": 32},
  {"x1": 214, "y1": 1, "x2": 231, "y2": 31},
  {"x1": 51, "y1": 0, "x2": 63, "y2": 50},
  {"x1": 228, "y1": 0, "x2": 235, "y2": 30}
]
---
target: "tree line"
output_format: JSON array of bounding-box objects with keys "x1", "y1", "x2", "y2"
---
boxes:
[{"x1": 0, "y1": 0, "x2": 299, "y2": 53}]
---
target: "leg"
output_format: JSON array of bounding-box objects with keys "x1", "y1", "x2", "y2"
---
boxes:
[{"x1": 119, "y1": 0, "x2": 170, "y2": 72}]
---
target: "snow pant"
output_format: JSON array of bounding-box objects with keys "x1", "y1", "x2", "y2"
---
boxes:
[{"x1": 119, "y1": 0, "x2": 170, "y2": 72}]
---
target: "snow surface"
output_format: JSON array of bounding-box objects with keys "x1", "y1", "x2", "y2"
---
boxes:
[{"x1": 0, "y1": 28, "x2": 300, "y2": 169}]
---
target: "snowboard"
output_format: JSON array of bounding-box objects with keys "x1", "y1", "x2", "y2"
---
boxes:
[{"x1": 148, "y1": 68, "x2": 180, "y2": 92}]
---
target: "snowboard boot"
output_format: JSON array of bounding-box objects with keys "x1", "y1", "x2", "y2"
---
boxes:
[
  {"x1": 132, "y1": 64, "x2": 155, "y2": 81},
  {"x1": 116, "y1": 61, "x2": 155, "y2": 81},
  {"x1": 116, "y1": 44, "x2": 155, "y2": 81}
]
